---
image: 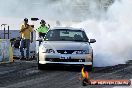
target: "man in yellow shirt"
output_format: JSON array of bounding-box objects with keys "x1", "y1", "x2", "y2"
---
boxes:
[{"x1": 20, "y1": 18, "x2": 33, "y2": 60}]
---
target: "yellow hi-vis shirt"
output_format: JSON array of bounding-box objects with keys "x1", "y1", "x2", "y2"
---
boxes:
[{"x1": 20, "y1": 24, "x2": 33, "y2": 39}]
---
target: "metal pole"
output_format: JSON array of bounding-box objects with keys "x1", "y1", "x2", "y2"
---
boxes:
[
  {"x1": 1, "y1": 24, "x2": 7, "y2": 39},
  {"x1": 4, "y1": 26, "x2": 5, "y2": 39},
  {"x1": 8, "y1": 26, "x2": 9, "y2": 39}
]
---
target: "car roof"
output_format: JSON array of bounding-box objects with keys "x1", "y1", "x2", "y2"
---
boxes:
[{"x1": 50, "y1": 27, "x2": 84, "y2": 31}]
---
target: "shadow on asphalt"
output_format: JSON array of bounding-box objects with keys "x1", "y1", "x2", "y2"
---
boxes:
[{"x1": 39, "y1": 65, "x2": 84, "y2": 72}]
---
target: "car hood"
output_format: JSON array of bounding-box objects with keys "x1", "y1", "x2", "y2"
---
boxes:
[{"x1": 41, "y1": 41, "x2": 90, "y2": 50}]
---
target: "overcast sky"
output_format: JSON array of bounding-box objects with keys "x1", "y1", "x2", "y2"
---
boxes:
[
  {"x1": 0, "y1": 0, "x2": 109, "y2": 30},
  {"x1": 0, "y1": 0, "x2": 105, "y2": 20}
]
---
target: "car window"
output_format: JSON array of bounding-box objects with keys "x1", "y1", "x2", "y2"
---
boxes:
[{"x1": 44, "y1": 29, "x2": 88, "y2": 42}]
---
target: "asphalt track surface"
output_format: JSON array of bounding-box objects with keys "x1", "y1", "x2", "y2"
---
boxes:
[{"x1": 0, "y1": 60, "x2": 132, "y2": 88}]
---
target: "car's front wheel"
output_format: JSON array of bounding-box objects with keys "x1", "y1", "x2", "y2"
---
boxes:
[
  {"x1": 38, "y1": 63, "x2": 43, "y2": 70},
  {"x1": 84, "y1": 53, "x2": 94, "y2": 72},
  {"x1": 38, "y1": 51, "x2": 44, "y2": 70}
]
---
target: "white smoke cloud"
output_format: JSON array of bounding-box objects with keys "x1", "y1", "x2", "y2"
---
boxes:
[
  {"x1": 72, "y1": 0, "x2": 132, "y2": 67},
  {"x1": 0, "y1": 0, "x2": 103, "y2": 29},
  {"x1": 0, "y1": 0, "x2": 104, "y2": 20}
]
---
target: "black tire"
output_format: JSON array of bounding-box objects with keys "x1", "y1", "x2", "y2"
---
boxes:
[
  {"x1": 38, "y1": 52, "x2": 48, "y2": 70},
  {"x1": 84, "y1": 52, "x2": 94, "y2": 72},
  {"x1": 38, "y1": 63, "x2": 43, "y2": 70},
  {"x1": 91, "y1": 51, "x2": 94, "y2": 72},
  {"x1": 37, "y1": 49, "x2": 44, "y2": 70},
  {"x1": 38, "y1": 63, "x2": 49, "y2": 70},
  {"x1": 37, "y1": 51, "x2": 43, "y2": 70},
  {"x1": 84, "y1": 65, "x2": 93, "y2": 72}
]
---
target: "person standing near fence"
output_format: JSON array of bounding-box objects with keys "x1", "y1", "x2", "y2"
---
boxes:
[{"x1": 20, "y1": 18, "x2": 33, "y2": 60}]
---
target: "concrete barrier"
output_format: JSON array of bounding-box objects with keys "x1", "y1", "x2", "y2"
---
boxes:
[{"x1": 0, "y1": 39, "x2": 13, "y2": 64}]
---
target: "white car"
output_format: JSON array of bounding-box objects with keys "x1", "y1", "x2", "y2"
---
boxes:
[{"x1": 38, "y1": 27, "x2": 96, "y2": 71}]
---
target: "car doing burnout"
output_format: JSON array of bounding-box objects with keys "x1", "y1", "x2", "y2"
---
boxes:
[{"x1": 38, "y1": 27, "x2": 96, "y2": 71}]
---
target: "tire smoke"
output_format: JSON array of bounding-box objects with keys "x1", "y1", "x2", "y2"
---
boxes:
[{"x1": 72, "y1": 0, "x2": 132, "y2": 67}]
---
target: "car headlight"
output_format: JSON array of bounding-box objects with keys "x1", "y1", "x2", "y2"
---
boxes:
[
  {"x1": 41, "y1": 47, "x2": 55, "y2": 53},
  {"x1": 46, "y1": 49, "x2": 55, "y2": 53},
  {"x1": 73, "y1": 50, "x2": 89, "y2": 54},
  {"x1": 82, "y1": 50, "x2": 89, "y2": 54}
]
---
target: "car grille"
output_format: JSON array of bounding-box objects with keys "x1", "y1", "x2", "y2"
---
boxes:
[
  {"x1": 46, "y1": 58, "x2": 85, "y2": 62},
  {"x1": 57, "y1": 50, "x2": 75, "y2": 54}
]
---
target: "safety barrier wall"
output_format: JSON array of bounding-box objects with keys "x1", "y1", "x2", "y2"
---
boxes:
[{"x1": 0, "y1": 39, "x2": 13, "y2": 64}]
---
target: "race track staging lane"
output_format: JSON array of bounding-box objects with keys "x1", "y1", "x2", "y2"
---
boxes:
[{"x1": 0, "y1": 60, "x2": 132, "y2": 88}]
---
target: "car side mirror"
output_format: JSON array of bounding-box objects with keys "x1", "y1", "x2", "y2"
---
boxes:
[{"x1": 90, "y1": 39, "x2": 96, "y2": 43}]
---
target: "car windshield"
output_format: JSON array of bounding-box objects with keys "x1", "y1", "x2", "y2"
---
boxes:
[{"x1": 44, "y1": 29, "x2": 88, "y2": 42}]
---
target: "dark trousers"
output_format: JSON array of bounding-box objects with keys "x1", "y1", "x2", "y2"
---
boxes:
[
  {"x1": 20, "y1": 39, "x2": 30, "y2": 58},
  {"x1": 39, "y1": 33, "x2": 46, "y2": 38},
  {"x1": 39, "y1": 33, "x2": 46, "y2": 45}
]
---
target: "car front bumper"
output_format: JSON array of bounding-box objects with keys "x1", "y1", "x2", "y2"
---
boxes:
[
  {"x1": 39, "y1": 61, "x2": 92, "y2": 65},
  {"x1": 39, "y1": 53, "x2": 92, "y2": 66}
]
